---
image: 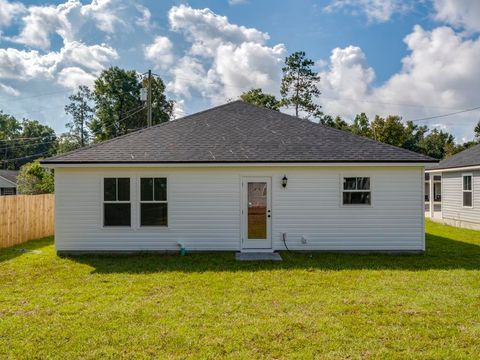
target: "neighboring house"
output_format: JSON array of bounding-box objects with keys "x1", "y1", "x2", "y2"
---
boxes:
[
  {"x1": 0, "y1": 170, "x2": 18, "y2": 196},
  {"x1": 425, "y1": 143, "x2": 480, "y2": 230},
  {"x1": 41, "y1": 101, "x2": 436, "y2": 254}
]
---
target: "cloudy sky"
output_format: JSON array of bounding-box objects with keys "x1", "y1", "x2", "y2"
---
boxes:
[{"x1": 0, "y1": 0, "x2": 479, "y2": 142}]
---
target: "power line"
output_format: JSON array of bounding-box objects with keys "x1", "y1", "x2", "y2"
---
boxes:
[
  {"x1": 0, "y1": 135, "x2": 57, "y2": 143},
  {"x1": 0, "y1": 151, "x2": 51, "y2": 164},
  {"x1": 409, "y1": 106, "x2": 480, "y2": 122},
  {"x1": 0, "y1": 139, "x2": 56, "y2": 152}
]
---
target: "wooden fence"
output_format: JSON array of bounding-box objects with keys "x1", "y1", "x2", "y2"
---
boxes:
[{"x1": 0, "y1": 194, "x2": 54, "y2": 248}]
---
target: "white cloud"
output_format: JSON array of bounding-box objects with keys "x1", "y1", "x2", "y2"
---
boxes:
[
  {"x1": 228, "y1": 0, "x2": 248, "y2": 5},
  {"x1": 0, "y1": 47, "x2": 58, "y2": 80},
  {"x1": 169, "y1": 4, "x2": 269, "y2": 57},
  {"x1": 319, "y1": 25, "x2": 480, "y2": 141},
  {"x1": 320, "y1": 45, "x2": 375, "y2": 101},
  {"x1": 433, "y1": 0, "x2": 480, "y2": 32},
  {"x1": 167, "y1": 56, "x2": 211, "y2": 98},
  {"x1": 0, "y1": 82, "x2": 20, "y2": 96},
  {"x1": 57, "y1": 66, "x2": 96, "y2": 89},
  {"x1": 214, "y1": 42, "x2": 285, "y2": 99},
  {"x1": 10, "y1": 0, "x2": 141, "y2": 50},
  {"x1": 61, "y1": 41, "x2": 118, "y2": 71},
  {"x1": 144, "y1": 36, "x2": 174, "y2": 70},
  {"x1": 135, "y1": 4, "x2": 153, "y2": 30},
  {"x1": 0, "y1": 0, "x2": 25, "y2": 27},
  {"x1": 80, "y1": 0, "x2": 125, "y2": 33},
  {"x1": 324, "y1": 0, "x2": 412, "y2": 23},
  {"x1": 0, "y1": 40, "x2": 117, "y2": 85},
  {"x1": 13, "y1": 2, "x2": 75, "y2": 49},
  {"x1": 167, "y1": 5, "x2": 285, "y2": 104},
  {"x1": 172, "y1": 98, "x2": 186, "y2": 118}
]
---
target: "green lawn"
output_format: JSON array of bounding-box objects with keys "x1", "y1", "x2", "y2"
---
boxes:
[{"x1": 1, "y1": 221, "x2": 479, "y2": 359}]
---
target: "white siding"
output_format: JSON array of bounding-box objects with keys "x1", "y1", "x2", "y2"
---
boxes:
[
  {"x1": 441, "y1": 170, "x2": 480, "y2": 229},
  {"x1": 55, "y1": 166, "x2": 424, "y2": 252}
]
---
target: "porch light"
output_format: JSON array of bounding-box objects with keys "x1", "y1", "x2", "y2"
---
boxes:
[{"x1": 282, "y1": 175, "x2": 288, "y2": 188}]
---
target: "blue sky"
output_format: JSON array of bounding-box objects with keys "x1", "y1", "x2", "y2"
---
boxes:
[{"x1": 0, "y1": 0, "x2": 479, "y2": 142}]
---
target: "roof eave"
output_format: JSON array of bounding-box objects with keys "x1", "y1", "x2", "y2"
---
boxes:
[{"x1": 41, "y1": 160, "x2": 437, "y2": 168}]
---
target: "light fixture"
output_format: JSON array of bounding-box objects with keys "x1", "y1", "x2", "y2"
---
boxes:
[{"x1": 282, "y1": 175, "x2": 288, "y2": 188}]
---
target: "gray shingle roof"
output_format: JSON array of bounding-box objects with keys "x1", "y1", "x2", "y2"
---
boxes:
[
  {"x1": 426, "y1": 143, "x2": 480, "y2": 170},
  {"x1": 42, "y1": 101, "x2": 436, "y2": 164},
  {"x1": 0, "y1": 170, "x2": 19, "y2": 185}
]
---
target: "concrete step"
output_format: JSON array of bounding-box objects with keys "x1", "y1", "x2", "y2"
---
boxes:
[{"x1": 235, "y1": 252, "x2": 282, "y2": 261}]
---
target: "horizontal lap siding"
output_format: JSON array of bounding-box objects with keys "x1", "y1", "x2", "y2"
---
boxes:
[
  {"x1": 442, "y1": 170, "x2": 480, "y2": 226},
  {"x1": 55, "y1": 169, "x2": 240, "y2": 251},
  {"x1": 55, "y1": 166, "x2": 423, "y2": 251},
  {"x1": 273, "y1": 168, "x2": 423, "y2": 250}
]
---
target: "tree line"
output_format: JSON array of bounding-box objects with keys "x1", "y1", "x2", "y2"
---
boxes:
[{"x1": 1, "y1": 53, "x2": 479, "y2": 193}]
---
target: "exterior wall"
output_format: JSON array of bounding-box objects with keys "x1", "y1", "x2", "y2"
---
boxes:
[
  {"x1": 54, "y1": 166, "x2": 424, "y2": 252},
  {"x1": 440, "y1": 170, "x2": 480, "y2": 230},
  {"x1": 0, "y1": 177, "x2": 16, "y2": 196}
]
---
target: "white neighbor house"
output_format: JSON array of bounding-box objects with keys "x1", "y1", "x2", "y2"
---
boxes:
[
  {"x1": 0, "y1": 170, "x2": 18, "y2": 196},
  {"x1": 426, "y1": 143, "x2": 480, "y2": 230},
  {"x1": 41, "y1": 101, "x2": 436, "y2": 254}
]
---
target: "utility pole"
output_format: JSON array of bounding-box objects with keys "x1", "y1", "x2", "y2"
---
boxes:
[{"x1": 147, "y1": 69, "x2": 152, "y2": 127}]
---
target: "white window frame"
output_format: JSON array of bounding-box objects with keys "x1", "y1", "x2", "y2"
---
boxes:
[
  {"x1": 138, "y1": 176, "x2": 169, "y2": 228},
  {"x1": 101, "y1": 176, "x2": 132, "y2": 228},
  {"x1": 462, "y1": 173, "x2": 473, "y2": 209},
  {"x1": 341, "y1": 175, "x2": 373, "y2": 207}
]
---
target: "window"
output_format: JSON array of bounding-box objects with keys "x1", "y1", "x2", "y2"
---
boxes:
[
  {"x1": 103, "y1": 178, "x2": 131, "y2": 226},
  {"x1": 343, "y1": 177, "x2": 371, "y2": 205},
  {"x1": 140, "y1": 178, "x2": 168, "y2": 226},
  {"x1": 463, "y1": 174, "x2": 473, "y2": 208}
]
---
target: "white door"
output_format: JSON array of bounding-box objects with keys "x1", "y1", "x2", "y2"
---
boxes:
[{"x1": 241, "y1": 177, "x2": 272, "y2": 250}]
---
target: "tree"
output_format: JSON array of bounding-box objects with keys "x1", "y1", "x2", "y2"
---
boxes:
[
  {"x1": 16, "y1": 160, "x2": 54, "y2": 194},
  {"x1": 240, "y1": 88, "x2": 281, "y2": 110},
  {"x1": 420, "y1": 129, "x2": 456, "y2": 159},
  {"x1": 0, "y1": 114, "x2": 56, "y2": 170},
  {"x1": 89, "y1": 67, "x2": 174, "y2": 142},
  {"x1": 370, "y1": 115, "x2": 406, "y2": 147},
  {"x1": 56, "y1": 133, "x2": 81, "y2": 154},
  {"x1": 280, "y1": 51, "x2": 322, "y2": 119},
  {"x1": 351, "y1": 113, "x2": 372, "y2": 138},
  {"x1": 475, "y1": 120, "x2": 480, "y2": 141},
  {"x1": 64, "y1": 85, "x2": 94, "y2": 147},
  {"x1": 402, "y1": 121, "x2": 428, "y2": 154}
]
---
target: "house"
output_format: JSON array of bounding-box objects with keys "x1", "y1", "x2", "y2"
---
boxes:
[
  {"x1": 0, "y1": 170, "x2": 18, "y2": 196},
  {"x1": 41, "y1": 101, "x2": 436, "y2": 254},
  {"x1": 425, "y1": 143, "x2": 480, "y2": 230}
]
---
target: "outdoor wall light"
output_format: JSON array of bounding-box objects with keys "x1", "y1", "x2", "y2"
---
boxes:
[{"x1": 282, "y1": 175, "x2": 288, "y2": 188}]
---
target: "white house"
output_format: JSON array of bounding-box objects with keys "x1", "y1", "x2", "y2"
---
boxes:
[
  {"x1": 0, "y1": 170, "x2": 18, "y2": 196},
  {"x1": 426, "y1": 144, "x2": 480, "y2": 230},
  {"x1": 41, "y1": 101, "x2": 436, "y2": 254}
]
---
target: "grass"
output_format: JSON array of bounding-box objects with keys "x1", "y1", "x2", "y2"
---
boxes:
[{"x1": 0, "y1": 220, "x2": 479, "y2": 359}]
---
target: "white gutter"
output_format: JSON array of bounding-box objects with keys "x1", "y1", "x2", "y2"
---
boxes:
[
  {"x1": 42, "y1": 162, "x2": 433, "y2": 169},
  {"x1": 426, "y1": 165, "x2": 480, "y2": 173}
]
